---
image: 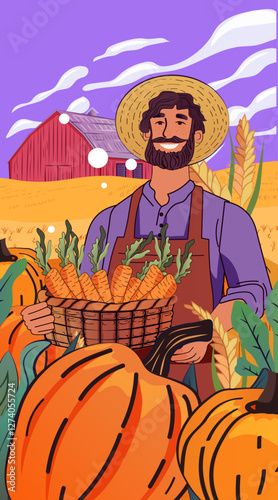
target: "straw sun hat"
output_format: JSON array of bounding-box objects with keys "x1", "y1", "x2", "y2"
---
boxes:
[{"x1": 116, "y1": 75, "x2": 229, "y2": 165}]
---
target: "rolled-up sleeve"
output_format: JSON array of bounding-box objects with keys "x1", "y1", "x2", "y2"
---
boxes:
[{"x1": 219, "y1": 202, "x2": 271, "y2": 317}]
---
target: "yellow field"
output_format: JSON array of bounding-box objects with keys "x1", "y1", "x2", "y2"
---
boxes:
[{"x1": 0, "y1": 162, "x2": 277, "y2": 275}]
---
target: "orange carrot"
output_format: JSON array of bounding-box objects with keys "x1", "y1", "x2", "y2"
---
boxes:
[
  {"x1": 91, "y1": 269, "x2": 113, "y2": 303},
  {"x1": 142, "y1": 274, "x2": 177, "y2": 299},
  {"x1": 132, "y1": 265, "x2": 164, "y2": 300},
  {"x1": 60, "y1": 263, "x2": 85, "y2": 299},
  {"x1": 111, "y1": 265, "x2": 132, "y2": 303},
  {"x1": 123, "y1": 277, "x2": 141, "y2": 302},
  {"x1": 45, "y1": 268, "x2": 75, "y2": 298},
  {"x1": 79, "y1": 273, "x2": 102, "y2": 301}
]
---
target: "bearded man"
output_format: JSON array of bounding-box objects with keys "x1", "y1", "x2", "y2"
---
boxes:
[{"x1": 22, "y1": 76, "x2": 271, "y2": 399}]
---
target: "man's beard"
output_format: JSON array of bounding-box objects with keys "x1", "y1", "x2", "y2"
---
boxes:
[{"x1": 144, "y1": 132, "x2": 195, "y2": 170}]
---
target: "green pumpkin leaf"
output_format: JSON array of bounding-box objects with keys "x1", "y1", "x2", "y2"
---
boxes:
[
  {"x1": 188, "y1": 486, "x2": 202, "y2": 500},
  {"x1": 0, "y1": 353, "x2": 18, "y2": 416},
  {"x1": 231, "y1": 302, "x2": 275, "y2": 372},
  {"x1": 0, "y1": 259, "x2": 27, "y2": 326},
  {"x1": 265, "y1": 280, "x2": 278, "y2": 371},
  {"x1": 211, "y1": 348, "x2": 224, "y2": 392},
  {"x1": 251, "y1": 368, "x2": 269, "y2": 389},
  {"x1": 235, "y1": 357, "x2": 260, "y2": 377},
  {"x1": 240, "y1": 345, "x2": 248, "y2": 388},
  {"x1": 62, "y1": 333, "x2": 81, "y2": 356},
  {"x1": 182, "y1": 362, "x2": 198, "y2": 394},
  {"x1": 0, "y1": 340, "x2": 50, "y2": 500}
]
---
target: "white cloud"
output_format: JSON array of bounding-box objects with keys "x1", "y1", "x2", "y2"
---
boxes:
[
  {"x1": 12, "y1": 66, "x2": 89, "y2": 112},
  {"x1": 6, "y1": 119, "x2": 41, "y2": 138},
  {"x1": 93, "y1": 38, "x2": 168, "y2": 62},
  {"x1": 83, "y1": 9, "x2": 276, "y2": 92},
  {"x1": 228, "y1": 87, "x2": 276, "y2": 125},
  {"x1": 255, "y1": 126, "x2": 277, "y2": 137},
  {"x1": 67, "y1": 97, "x2": 90, "y2": 113},
  {"x1": 210, "y1": 49, "x2": 276, "y2": 90}
]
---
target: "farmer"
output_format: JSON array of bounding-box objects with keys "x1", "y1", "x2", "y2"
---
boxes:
[{"x1": 23, "y1": 75, "x2": 271, "y2": 399}]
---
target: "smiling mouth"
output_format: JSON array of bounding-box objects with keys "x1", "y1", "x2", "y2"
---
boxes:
[{"x1": 159, "y1": 143, "x2": 180, "y2": 150}]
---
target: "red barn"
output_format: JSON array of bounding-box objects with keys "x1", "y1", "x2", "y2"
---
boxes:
[{"x1": 9, "y1": 109, "x2": 152, "y2": 181}]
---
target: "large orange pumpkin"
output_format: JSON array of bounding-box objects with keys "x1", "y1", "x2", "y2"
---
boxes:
[
  {"x1": 7, "y1": 340, "x2": 202, "y2": 499},
  {"x1": 0, "y1": 245, "x2": 45, "y2": 306},
  {"x1": 177, "y1": 371, "x2": 278, "y2": 500},
  {"x1": 0, "y1": 306, "x2": 65, "y2": 377}
]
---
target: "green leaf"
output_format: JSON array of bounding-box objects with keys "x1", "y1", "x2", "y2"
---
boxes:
[
  {"x1": 231, "y1": 301, "x2": 275, "y2": 372},
  {"x1": 0, "y1": 353, "x2": 18, "y2": 416},
  {"x1": 211, "y1": 348, "x2": 224, "y2": 392},
  {"x1": 62, "y1": 333, "x2": 81, "y2": 356},
  {"x1": 65, "y1": 220, "x2": 72, "y2": 251},
  {"x1": 0, "y1": 340, "x2": 50, "y2": 500},
  {"x1": 0, "y1": 259, "x2": 27, "y2": 326},
  {"x1": 77, "y1": 245, "x2": 85, "y2": 277},
  {"x1": 235, "y1": 357, "x2": 260, "y2": 377},
  {"x1": 246, "y1": 142, "x2": 264, "y2": 215},
  {"x1": 182, "y1": 362, "x2": 198, "y2": 394},
  {"x1": 228, "y1": 129, "x2": 235, "y2": 196},
  {"x1": 240, "y1": 345, "x2": 248, "y2": 388},
  {"x1": 265, "y1": 280, "x2": 278, "y2": 371},
  {"x1": 56, "y1": 232, "x2": 67, "y2": 267},
  {"x1": 251, "y1": 368, "x2": 269, "y2": 389},
  {"x1": 188, "y1": 486, "x2": 202, "y2": 500},
  {"x1": 37, "y1": 228, "x2": 46, "y2": 256}
]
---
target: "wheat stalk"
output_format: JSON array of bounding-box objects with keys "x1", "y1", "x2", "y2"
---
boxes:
[
  {"x1": 189, "y1": 161, "x2": 231, "y2": 201},
  {"x1": 233, "y1": 115, "x2": 256, "y2": 207},
  {"x1": 184, "y1": 302, "x2": 241, "y2": 389},
  {"x1": 73, "y1": 331, "x2": 85, "y2": 349}
]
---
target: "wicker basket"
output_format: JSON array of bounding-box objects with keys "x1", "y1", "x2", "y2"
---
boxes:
[{"x1": 43, "y1": 294, "x2": 177, "y2": 350}]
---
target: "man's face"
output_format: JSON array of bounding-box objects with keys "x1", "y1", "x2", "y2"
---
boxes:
[{"x1": 143, "y1": 106, "x2": 203, "y2": 170}]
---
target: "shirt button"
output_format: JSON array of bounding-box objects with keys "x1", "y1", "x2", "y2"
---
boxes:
[
  {"x1": 158, "y1": 233, "x2": 161, "y2": 237},
  {"x1": 159, "y1": 223, "x2": 164, "y2": 228},
  {"x1": 159, "y1": 212, "x2": 164, "y2": 216}
]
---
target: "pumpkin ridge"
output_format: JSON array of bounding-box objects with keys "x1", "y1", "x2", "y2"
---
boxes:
[
  {"x1": 46, "y1": 417, "x2": 68, "y2": 474},
  {"x1": 60, "y1": 348, "x2": 113, "y2": 378},
  {"x1": 257, "y1": 469, "x2": 267, "y2": 495},
  {"x1": 78, "y1": 432, "x2": 123, "y2": 500},
  {"x1": 178, "y1": 396, "x2": 244, "y2": 473},
  {"x1": 8, "y1": 318, "x2": 24, "y2": 346},
  {"x1": 147, "y1": 458, "x2": 166, "y2": 488},
  {"x1": 78, "y1": 364, "x2": 125, "y2": 401},
  {"x1": 166, "y1": 385, "x2": 175, "y2": 439},
  {"x1": 164, "y1": 475, "x2": 175, "y2": 495},
  {"x1": 121, "y1": 372, "x2": 139, "y2": 429},
  {"x1": 206, "y1": 408, "x2": 238, "y2": 441},
  {"x1": 208, "y1": 412, "x2": 250, "y2": 500},
  {"x1": 199, "y1": 446, "x2": 210, "y2": 500},
  {"x1": 25, "y1": 397, "x2": 44, "y2": 437}
]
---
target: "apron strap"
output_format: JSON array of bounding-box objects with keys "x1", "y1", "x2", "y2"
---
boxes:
[
  {"x1": 124, "y1": 185, "x2": 144, "y2": 239},
  {"x1": 188, "y1": 185, "x2": 203, "y2": 240}
]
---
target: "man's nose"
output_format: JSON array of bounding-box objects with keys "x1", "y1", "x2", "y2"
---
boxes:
[{"x1": 162, "y1": 119, "x2": 174, "y2": 138}]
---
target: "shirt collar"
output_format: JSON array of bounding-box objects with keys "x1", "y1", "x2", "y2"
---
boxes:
[{"x1": 142, "y1": 180, "x2": 195, "y2": 210}]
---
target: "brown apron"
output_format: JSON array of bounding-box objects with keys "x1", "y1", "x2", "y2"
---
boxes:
[{"x1": 108, "y1": 185, "x2": 215, "y2": 400}]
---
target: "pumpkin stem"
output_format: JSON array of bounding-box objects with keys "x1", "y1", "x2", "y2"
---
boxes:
[
  {"x1": 0, "y1": 239, "x2": 18, "y2": 262},
  {"x1": 246, "y1": 371, "x2": 278, "y2": 414},
  {"x1": 142, "y1": 319, "x2": 213, "y2": 377}
]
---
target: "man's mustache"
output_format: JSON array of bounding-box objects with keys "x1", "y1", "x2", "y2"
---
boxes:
[{"x1": 152, "y1": 137, "x2": 186, "y2": 143}]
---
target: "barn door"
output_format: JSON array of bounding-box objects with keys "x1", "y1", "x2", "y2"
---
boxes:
[
  {"x1": 58, "y1": 166, "x2": 72, "y2": 180},
  {"x1": 45, "y1": 166, "x2": 58, "y2": 181}
]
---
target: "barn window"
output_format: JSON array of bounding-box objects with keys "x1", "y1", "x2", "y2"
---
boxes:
[
  {"x1": 116, "y1": 163, "x2": 126, "y2": 177},
  {"x1": 133, "y1": 163, "x2": 142, "y2": 179}
]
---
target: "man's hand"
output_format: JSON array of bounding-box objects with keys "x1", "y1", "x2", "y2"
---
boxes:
[
  {"x1": 21, "y1": 302, "x2": 54, "y2": 336},
  {"x1": 171, "y1": 340, "x2": 210, "y2": 363}
]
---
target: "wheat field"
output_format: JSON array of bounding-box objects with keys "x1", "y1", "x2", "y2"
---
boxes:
[{"x1": 0, "y1": 161, "x2": 277, "y2": 282}]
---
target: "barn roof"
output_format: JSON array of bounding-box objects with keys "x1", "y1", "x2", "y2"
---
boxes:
[{"x1": 58, "y1": 110, "x2": 139, "y2": 160}]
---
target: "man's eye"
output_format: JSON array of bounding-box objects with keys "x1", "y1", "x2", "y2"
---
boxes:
[
  {"x1": 177, "y1": 121, "x2": 185, "y2": 125},
  {"x1": 155, "y1": 121, "x2": 164, "y2": 125}
]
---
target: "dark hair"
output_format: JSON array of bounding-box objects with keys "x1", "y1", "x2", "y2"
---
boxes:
[{"x1": 139, "y1": 91, "x2": 206, "y2": 134}]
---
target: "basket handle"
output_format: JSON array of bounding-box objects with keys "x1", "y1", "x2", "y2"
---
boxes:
[{"x1": 142, "y1": 319, "x2": 213, "y2": 377}]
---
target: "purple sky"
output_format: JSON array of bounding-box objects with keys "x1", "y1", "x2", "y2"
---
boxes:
[{"x1": 1, "y1": 0, "x2": 277, "y2": 179}]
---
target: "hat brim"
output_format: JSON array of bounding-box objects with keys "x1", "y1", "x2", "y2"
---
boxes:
[{"x1": 116, "y1": 75, "x2": 229, "y2": 165}]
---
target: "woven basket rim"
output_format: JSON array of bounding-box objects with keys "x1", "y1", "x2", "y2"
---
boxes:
[{"x1": 43, "y1": 293, "x2": 177, "y2": 312}]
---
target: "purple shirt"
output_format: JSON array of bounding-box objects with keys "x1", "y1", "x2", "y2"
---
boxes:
[{"x1": 80, "y1": 180, "x2": 271, "y2": 317}]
